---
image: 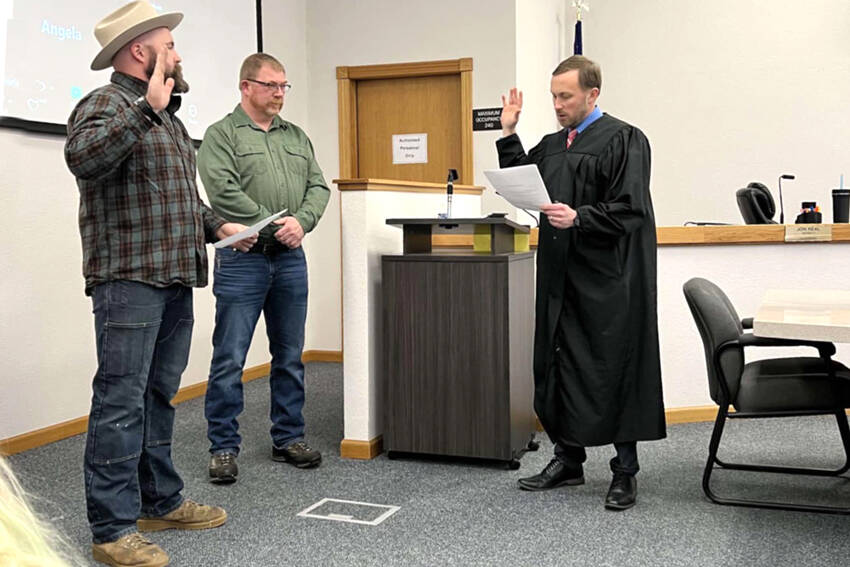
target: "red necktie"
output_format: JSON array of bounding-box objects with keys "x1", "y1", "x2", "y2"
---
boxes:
[{"x1": 567, "y1": 129, "x2": 577, "y2": 148}]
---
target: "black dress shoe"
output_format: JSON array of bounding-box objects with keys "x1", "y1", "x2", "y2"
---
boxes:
[
  {"x1": 517, "y1": 458, "x2": 584, "y2": 491},
  {"x1": 272, "y1": 441, "x2": 322, "y2": 468},
  {"x1": 605, "y1": 473, "x2": 637, "y2": 510}
]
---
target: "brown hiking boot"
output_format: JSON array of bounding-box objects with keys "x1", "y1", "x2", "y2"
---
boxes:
[
  {"x1": 91, "y1": 532, "x2": 169, "y2": 567},
  {"x1": 137, "y1": 499, "x2": 227, "y2": 532}
]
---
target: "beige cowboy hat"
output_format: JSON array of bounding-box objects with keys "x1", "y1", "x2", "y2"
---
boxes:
[{"x1": 91, "y1": 1, "x2": 183, "y2": 71}]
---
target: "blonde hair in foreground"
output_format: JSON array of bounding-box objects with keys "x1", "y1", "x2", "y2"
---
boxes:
[{"x1": 0, "y1": 456, "x2": 82, "y2": 567}]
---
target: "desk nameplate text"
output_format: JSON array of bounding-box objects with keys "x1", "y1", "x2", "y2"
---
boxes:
[{"x1": 784, "y1": 224, "x2": 832, "y2": 242}]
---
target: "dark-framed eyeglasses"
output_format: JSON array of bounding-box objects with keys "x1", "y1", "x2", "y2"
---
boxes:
[{"x1": 246, "y1": 78, "x2": 292, "y2": 93}]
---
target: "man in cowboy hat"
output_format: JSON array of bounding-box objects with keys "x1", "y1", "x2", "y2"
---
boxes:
[{"x1": 65, "y1": 2, "x2": 255, "y2": 565}]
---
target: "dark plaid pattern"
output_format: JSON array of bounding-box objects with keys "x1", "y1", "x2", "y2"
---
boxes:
[{"x1": 65, "y1": 72, "x2": 224, "y2": 294}]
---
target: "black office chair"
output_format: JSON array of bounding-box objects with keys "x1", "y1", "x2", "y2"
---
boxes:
[
  {"x1": 683, "y1": 277, "x2": 850, "y2": 514},
  {"x1": 736, "y1": 182, "x2": 777, "y2": 224}
]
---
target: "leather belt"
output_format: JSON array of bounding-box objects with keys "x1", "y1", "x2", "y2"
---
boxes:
[{"x1": 246, "y1": 240, "x2": 289, "y2": 255}]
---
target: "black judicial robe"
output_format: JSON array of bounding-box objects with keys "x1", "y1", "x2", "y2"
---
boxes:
[{"x1": 496, "y1": 114, "x2": 666, "y2": 447}]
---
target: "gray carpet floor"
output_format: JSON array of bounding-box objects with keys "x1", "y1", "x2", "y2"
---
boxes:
[{"x1": 9, "y1": 362, "x2": 850, "y2": 566}]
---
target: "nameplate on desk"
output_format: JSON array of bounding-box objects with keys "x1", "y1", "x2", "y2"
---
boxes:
[{"x1": 784, "y1": 224, "x2": 832, "y2": 242}]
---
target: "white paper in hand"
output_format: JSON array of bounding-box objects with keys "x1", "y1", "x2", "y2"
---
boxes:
[
  {"x1": 483, "y1": 165, "x2": 551, "y2": 211},
  {"x1": 214, "y1": 209, "x2": 288, "y2": 248}
]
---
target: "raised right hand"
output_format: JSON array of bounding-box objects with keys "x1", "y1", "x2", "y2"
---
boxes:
[
  {"x1": 500, "y1": 87, "x2": 523, "y2": 135},
  {"x1": 145, "y1": 46, "x2": 174, "y2": 112}
]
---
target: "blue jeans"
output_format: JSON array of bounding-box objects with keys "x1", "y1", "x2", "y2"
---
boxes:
[
  {"x1": 205, "y1": 246, "x2": 308, "y2": 455},
  {"x1": 85, "y1": 282, "x2": 191, "y2": 543}
]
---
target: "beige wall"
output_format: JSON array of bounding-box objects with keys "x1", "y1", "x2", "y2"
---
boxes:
[{"x1": 586, "y1": 0, "x2": 850, "y2": 225}]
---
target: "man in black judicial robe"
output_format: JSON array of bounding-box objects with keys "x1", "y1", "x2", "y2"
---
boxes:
[{"x1": 496, "y1": 55, "x2": 665, "y2": 510}]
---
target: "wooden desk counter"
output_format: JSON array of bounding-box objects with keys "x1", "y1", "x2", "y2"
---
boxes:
[{"x1": 432, "y1": 224, "x2": 850, "y2": 248}]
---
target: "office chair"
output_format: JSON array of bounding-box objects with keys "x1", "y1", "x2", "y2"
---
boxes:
[
  {"x1": 683, "y1": 277, "x2": 850, "y2": 514},
  {"x1": 736, "y1": 182, "x2": 777, "y2": 224}
]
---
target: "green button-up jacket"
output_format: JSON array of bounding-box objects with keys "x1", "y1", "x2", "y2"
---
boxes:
[{"x1": 197, "y1": 104, "x2": 330, "y2": 237}]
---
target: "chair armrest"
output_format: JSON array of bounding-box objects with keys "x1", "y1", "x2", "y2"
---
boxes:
[
  {"x1": 741, "y1": 317, "x2": 753, "y2": 329},
  {"x1": 738, "y1": 333, "x2": 836, "y2": 357}
]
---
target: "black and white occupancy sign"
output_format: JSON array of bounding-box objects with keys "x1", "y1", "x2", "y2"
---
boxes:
[{"x1": 472, "y1": 107, "x2": 502, "y2": 131}]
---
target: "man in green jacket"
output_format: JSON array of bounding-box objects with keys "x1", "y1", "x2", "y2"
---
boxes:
[{"x1": 198, "y1": 53, "x2": 330, "y2": 483}]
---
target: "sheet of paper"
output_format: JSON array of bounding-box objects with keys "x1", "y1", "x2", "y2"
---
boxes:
[
  {"x1": 482, "y1": 165, "x2": 551, "y2": 211},
  {"x1": 213, "y1": 209, "x2": 288, "y2": 248}
]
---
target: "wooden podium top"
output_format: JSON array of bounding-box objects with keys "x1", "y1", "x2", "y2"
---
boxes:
[
  {"x1": 386, "y1": 217, "x2": 530, "y2": 233},
  {"x1": 333, "y1": 178, "x2": 484, "y2": 195}
]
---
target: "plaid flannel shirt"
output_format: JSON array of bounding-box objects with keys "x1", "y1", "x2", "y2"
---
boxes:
[{"x1": 65, "y1": 72, "x2": 224, "y2": 294}]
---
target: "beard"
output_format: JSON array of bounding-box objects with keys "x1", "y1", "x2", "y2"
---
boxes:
[
  {"x1": 145, "y1": 59, "x2": 190, "y2": 94},
  {"x1": 265, "y1": 99, "x2": 283, "y2": 116}
]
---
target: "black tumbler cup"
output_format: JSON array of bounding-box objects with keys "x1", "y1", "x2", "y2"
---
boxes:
[{"x1": 833, "y1": 189, "x2": 850, "y2": 223}]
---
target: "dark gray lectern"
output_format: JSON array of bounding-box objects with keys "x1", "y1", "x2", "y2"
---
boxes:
[{"x1": 382, "y1": 218, "x2": 538, "y2": 468}]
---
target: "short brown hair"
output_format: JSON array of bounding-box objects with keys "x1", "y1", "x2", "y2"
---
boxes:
[
  {"x1": 239, "y1": 53, "x2": 285, "y2": 84},
  {"x1": 552, "y1": 55, "x2": 601, "y2": 91}
]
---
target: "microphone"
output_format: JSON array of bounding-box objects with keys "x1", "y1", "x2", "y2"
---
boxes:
[
  {"x1": 446, "y1": 168, "x2": 458, "y2": 219},
  {"x1": 778, "y1": 174, "x2": 795, "y2": 224}
]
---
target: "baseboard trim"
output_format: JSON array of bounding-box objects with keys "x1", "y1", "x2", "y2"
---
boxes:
[
  {"x1": 0, "y1": 350, "x2": 341, "y2": 456},
  {"x1": 340, "y1": 436, "x2": 383, "y2": 459},
  {"x1": 5, "y1": 385, "x2": 836, "y2": 457},
  {"x1": 302, "y1": 350, "x2": 343, "y2": 363},
  {"x1": 665, "y1": 405, "x2": 721, "y2": 424},
  {"x1": 532, "y1": 405, "x2": 728, "y2": 434},
  {"x1": 0, "y1": 415, "x2": 90, "y2": 458}
]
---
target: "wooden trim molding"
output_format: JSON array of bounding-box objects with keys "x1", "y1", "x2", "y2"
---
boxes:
[
  {"x1": 340, "y1": 436, "x2": 383, "y2": 459},
  {"x1": 0, "y1": 415, "x2": 90, "y2": 458},
  {"x1": 336, "y1": 76, "x2": 357, "y2": 179},
  {"x1": 338, "y1": 59, "x2": 471, "y2": 80},
  {"x1": 657, "y1": 224, "x2": 850, "y2": 245},
  {"x1": 535, "y1": 406, "x2": 725, "y2": 433},
  {"x1": 0, "y1": 351, "x2": 341, "y2": 456},
  {"x1": 432, "y1": 225, "x2": 850, "y2": 249},
  {"x1": 665, "y1": 405, "x2": 721, "y2": 424},
  {"x1": 459, "y1": 64, "x2": 473, "y2": 185},
  {"x1": 302, "y1": 350, "x2": 343, "y2": 363},
  {"x1": 334, "y1": 178, "x2": 484, "y2": 195}
]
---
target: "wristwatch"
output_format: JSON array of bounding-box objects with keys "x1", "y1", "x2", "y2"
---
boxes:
[
  {"x1": 573, "y1": 211, "x2": 581, "y2": 228},
  {"x1": 134, "y1": 96, "x2": 162, "y2": 125}
]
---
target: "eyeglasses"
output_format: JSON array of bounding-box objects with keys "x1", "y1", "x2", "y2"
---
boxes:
[{"x1": 245, "y1": 78, "x2": 292, "y2": 93}]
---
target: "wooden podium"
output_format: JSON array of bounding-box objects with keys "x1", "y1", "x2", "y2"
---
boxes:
[{"x1": 382, "y1": 218, "x2": 538, "y2": 468}]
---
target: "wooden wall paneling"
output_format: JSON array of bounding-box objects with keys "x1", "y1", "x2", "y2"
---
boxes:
[{"x1": 356, "y1": 75, "x2": 461, "y2": 183}]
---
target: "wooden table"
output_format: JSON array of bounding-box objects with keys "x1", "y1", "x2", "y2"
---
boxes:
[{"x1": 753, "y1": 289, "x2": 850, "y2": 343}]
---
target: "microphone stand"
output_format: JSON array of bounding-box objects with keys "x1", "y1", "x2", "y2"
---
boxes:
[{"x1": 445, "y1": 169, "x2": 458, "y2": 219}]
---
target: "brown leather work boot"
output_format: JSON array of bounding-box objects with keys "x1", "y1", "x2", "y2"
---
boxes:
[
  {"x1": 136, "y1": 499, "x2": 227, "y2": 532},
  {"x1": 91, "y1": 532, "x2": 169, "y2": 567}
]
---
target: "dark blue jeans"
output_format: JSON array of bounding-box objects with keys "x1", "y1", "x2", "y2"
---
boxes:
[
  {"x1": 205, "y1": 246, "x2": 308, "y2": 455},
  {"x1": 85, "y1": 282, "x2": 191, "y2": 543}
]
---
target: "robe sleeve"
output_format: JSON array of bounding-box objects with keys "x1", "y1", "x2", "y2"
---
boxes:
[
  {"x1": 575, "y1": 126, "x2": 652, "y2": 238},
  {"x1": 495, "y1": 133, "x2": 547, "y2": 168}
]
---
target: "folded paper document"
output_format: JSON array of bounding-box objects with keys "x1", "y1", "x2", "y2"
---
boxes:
[
  {"x1": 483, "y1": 165, "x2": 551, "y2": 211},
  {"x1": 213, "y1": 209, "x2": 288, "y2": 248}
]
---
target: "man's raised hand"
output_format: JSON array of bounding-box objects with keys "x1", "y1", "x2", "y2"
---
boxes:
[
  {"x1": 145, "y1": 46, "x2": 174, "y2": 112},
  {"x1": 500, "y1": 87, "x2": 523, "y2": 136}
]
